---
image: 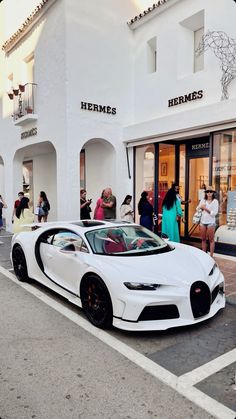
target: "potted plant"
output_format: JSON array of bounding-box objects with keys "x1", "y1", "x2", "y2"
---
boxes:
[{"x1": 25, "y1": 106, "x2": 33, "y2": 114}]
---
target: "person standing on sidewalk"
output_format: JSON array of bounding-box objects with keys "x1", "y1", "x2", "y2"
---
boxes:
[
  {"x1": 102, "y1": 188, "x2": 116, "y2": 220},
  {"x1": 120, "y1": 195, "x2": 134, "y2": 223},
  {"x1": 138, "y1": 191, "x2": 154, "y2": 231},
  {"x1": 94, "y1": 190, "x2": 105, "y2": 220},
  {"x1": 162, "y1": 187, "x2": 183, "y2": 242},
  {"x1": 0, "y1": 195, "x2": 7, "y2": 230},
  {"x1": 196, "y1": 186, "x2": 219, "y2": 258},
  {"x1": 12, "y1": 191, "x2": 24, "y2": 224},
  {"x1": 13, "y1": 196, "x2": 34, "y2": 233},
  {"x1": 80, "y1": 189, "x2": 92, "y2": 220}
]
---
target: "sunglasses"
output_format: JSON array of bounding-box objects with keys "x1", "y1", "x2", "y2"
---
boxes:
[{"x1": 206, "y1": 190, "x2": 214, "y2": 193}]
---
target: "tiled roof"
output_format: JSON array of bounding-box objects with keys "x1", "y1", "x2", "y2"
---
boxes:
[
  {"x1": 2, "y1": 0, "x2": 52, "y2": 52},
  {"x1": 127, "y1": 0, "x2": 169, "y2": 26}
]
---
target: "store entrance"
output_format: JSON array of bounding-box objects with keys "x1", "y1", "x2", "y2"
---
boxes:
[{"x1": 187, "y1": 157, "x2": 209, "y2": 238}]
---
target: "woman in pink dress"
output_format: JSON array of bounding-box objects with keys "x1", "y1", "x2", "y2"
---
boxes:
[{"x1": 94, "y1": 190, "x2": 105, "y2": 220}]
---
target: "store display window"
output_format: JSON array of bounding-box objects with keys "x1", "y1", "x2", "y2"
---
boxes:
[
  {"x1": 213, "y1": 129, "x2": 236, "y2": 246},
  {"x1": 135, "y1": 144, "x2": 155, "y2": 222}
]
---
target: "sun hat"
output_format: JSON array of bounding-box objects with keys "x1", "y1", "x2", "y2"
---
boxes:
[{"x1": 205, "y1": 186, "x2": 215, "y2": 192}]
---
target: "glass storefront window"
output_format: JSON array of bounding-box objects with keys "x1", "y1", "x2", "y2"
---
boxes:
[
  {"x1": 135, "y1": 144, "x2": 155, "y2": 222},
  {"x1": 213, "y1": 129, "x2": 236, "y2": 246},
  {"x1": 179, "y1": 144, "x2": 186, "y2": 236}
]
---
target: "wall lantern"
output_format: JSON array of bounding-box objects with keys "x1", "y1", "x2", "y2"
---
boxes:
[
  {"x1": 7, "y1": 92, "x2": 14, "y2": 100},
  {"x1": 19, "y1": 84, "x2": 25, "y2": 92}
]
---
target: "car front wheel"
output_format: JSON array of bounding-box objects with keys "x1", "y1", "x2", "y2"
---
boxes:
[
  {"x1": 80, "y1": 275, "x2": 113, "y2": 329},
  {"x1": 12, "y1": 245, "x2": 29, "y2": 282}
]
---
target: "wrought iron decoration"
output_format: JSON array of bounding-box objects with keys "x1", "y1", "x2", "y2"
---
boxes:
[{"x1": 196, "y1": 30, "x2": 236, "y2": 100}]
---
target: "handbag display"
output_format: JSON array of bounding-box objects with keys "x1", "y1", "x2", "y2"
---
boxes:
[{"x1": 192, "y1": 209, "x2": 202, "y2": 225}]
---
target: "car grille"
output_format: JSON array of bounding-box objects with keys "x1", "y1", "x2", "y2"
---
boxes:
[
  {"x1": 190, "y1": 281, "x2": 210, "y2": 319},
  {"x1": 138, "y1": 305, "x2": 179, "y2": 321}
]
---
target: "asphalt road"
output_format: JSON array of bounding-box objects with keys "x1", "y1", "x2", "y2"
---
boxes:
[{"x1": 0, "y1": 232, "x2": 235, "y2": 419}]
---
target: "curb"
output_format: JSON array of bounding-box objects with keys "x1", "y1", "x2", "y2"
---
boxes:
[{"x1": 226, "y1": 296, "x2": 236, "y2": 306}]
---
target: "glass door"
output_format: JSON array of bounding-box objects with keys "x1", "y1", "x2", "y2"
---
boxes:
[{"x1": 187, "y1": 157, "x2": 209, "y2": 238}]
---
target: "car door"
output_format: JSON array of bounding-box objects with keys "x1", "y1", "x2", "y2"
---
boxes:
[{"x1": 40, "y1": 229, "x2": 89, "y2": 295}]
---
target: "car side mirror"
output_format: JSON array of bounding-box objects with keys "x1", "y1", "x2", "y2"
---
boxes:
[{"x1": 60, "y1": 243, "x2": 76, "y2": 253}]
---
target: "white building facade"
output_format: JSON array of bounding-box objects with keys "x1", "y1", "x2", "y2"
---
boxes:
[{"x1": 0, "y1": 0, "x2": 236, "y2": 255}]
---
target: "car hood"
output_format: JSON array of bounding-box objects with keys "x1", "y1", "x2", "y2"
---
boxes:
[{"x1": 86, "y1": 245, "x2": 213, "y2": 287}]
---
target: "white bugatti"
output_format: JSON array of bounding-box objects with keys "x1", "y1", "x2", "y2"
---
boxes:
[{"x1": 11, "y1": 220, "x2": 225, "y2": 331}]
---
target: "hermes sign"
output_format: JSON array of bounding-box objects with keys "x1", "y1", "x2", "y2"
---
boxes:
[
  {"x1": 81, "y1": 101, "x2": 116, "y2": 115},
  {"x1": 21, "y1": 127, "x2": 37, "y2": 139},
  {"x1": 168, "y1": 90, "x2": 203, "y2": 107}
]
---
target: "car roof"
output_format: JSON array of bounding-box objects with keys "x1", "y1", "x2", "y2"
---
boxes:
[{"x1": 24, "y1": 219, "x2": 135, "y2": 234}]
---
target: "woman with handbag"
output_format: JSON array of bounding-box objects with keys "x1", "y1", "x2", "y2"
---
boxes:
[
  {"x1": 196, "y1": 186, "x2": 219, "y2": 257},
  {"x1": 36, "y1": 191, "x2": 50, "y2": 223}
]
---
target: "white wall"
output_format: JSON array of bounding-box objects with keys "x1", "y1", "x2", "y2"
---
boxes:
[{"x1": 130, "y1": 0, "x2": 236, "y2": 127}]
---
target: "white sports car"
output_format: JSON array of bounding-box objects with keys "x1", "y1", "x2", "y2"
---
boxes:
[{"x1": 11, "y1": 220, "x2": 225, "y2": 331}]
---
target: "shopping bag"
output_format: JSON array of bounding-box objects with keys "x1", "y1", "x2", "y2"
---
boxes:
[{"x1": 192, "y1": 209, "x2": 202, "y2": 224}]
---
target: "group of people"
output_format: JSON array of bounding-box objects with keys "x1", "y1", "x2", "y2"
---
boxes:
[
  {"x1": 11, "y1": 190, "x2": 50, "y2": 233},
  {"x1": 81, "y1": 183, "x2": 218, "y2": 258},
  {"x1": 137, "y1": 184, "x2": 218, "y2": 258},
  {"x1": 80, "y1": 188, "x2": 130, "y2": 222},
  {"x1": 80, "y1": 187, "x2": 134, "y2": 223},
  {"x1": 1, "y1": 182, "x2": 218, "y2": 257}
]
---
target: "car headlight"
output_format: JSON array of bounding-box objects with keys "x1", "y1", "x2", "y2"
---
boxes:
[
  {"x1": 124, "y1": 282, "x2": 161, "y2": 291},
  {"x1": 209, "y1": 262, "x2": 218, "y2": 276}
]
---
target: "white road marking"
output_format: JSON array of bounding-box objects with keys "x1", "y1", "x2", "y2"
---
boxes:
[
  {"x1": 179, "y1": 349, "x2": 236, "y2": 386},
  {"x1": 0, "y1": 265, "x2": 235, "y2": 419}
]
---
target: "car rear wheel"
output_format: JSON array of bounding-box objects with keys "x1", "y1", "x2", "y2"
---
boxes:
[
  {"x1": 12, "y1": 245, "x2": 29, "y2": 282},
  {"x1": 80, "y1": 275, "x2": 113, "y2": 329}
]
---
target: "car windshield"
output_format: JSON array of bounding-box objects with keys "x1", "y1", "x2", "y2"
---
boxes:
[{"x1": 85, "y1": 225, "x2": 172, "y2": 256}]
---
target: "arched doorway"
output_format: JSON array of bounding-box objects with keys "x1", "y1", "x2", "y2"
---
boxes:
[
  {"x1": 13, "y1": 141, "x2": 57, "y2": 220},
  {"x1": 80, "y1": 138, "x2": 116, "y2": 215}
]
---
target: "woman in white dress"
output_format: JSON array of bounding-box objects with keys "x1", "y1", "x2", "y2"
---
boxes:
[
  {"x1": 13, "y1": 197, "x2": 34, "y2": 233},
  {"x1": 120, "y1": 195, "x2": 134, "y2": 223},
  {"x1": 196, "y1": 186, "x2": 219, "y2": 258}
]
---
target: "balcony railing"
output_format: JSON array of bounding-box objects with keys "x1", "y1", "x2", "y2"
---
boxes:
[{"x1": 8, "y1": 83, "x2": 37, "y2": 125}]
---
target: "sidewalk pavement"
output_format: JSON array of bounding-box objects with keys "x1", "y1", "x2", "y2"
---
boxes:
[
  {"x1": 0, "y1": 229, "x2": 235, "y2": 304},
  {"x1": 214, "y1": 255, "x2": 236, "y2": 305}
]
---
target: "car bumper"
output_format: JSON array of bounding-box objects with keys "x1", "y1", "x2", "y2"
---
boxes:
[{"x1": 112, "y1": 273, "x2": 225, "y2": 331}]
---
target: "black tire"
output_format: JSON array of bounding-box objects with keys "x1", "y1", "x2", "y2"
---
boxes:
[
  {"x1": 80, "y1": 275, "x2": 113, "y2": 329},
  {"x1": 12, "y1": 245, "x2": 29, "y2": 282}
]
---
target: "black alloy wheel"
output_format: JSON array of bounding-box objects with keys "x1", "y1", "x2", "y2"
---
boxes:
[
  {"x1": 80, "y1": 275, "x2": 113, "y2": 329},
  {"x1": 12, "y1": 245, "x2": 29, "y2": 282}
]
